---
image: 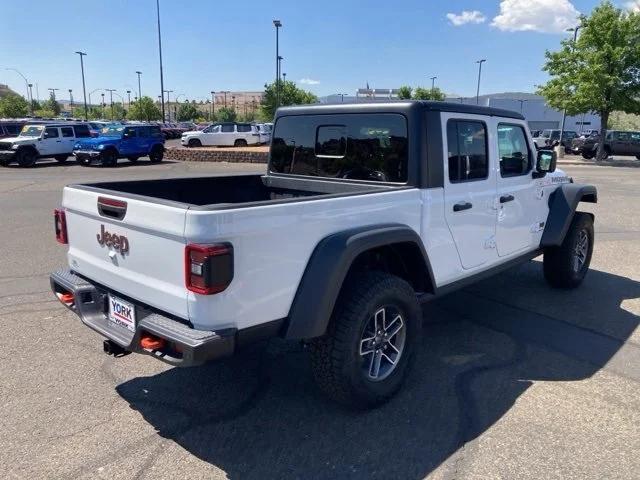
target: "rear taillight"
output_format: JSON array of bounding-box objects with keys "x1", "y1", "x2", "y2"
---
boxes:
[
  {"x1": 54, "y1": 209, "x2": 68, "y2": 244},
  {"x1": 185, "y1": 243, "x2": 233, "y2": 295}
]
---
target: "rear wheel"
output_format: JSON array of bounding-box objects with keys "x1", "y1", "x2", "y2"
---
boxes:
[
  {"x1": 636, "y1": 155, "x2": 640, "y2": 161},
  {"x1": 188, "y1": 138, "x2": 202, "y2": 148},
  {"x1": 543, "y1": 212, "x2": 594, "y2": 289},
  {"x1": 101, "y1": 149, "x2": 117, "y2": 167},
  {"x1": 310, "y1": 271, "x2": 421, "y2": 409},
  {"x1": 16, "y1": 148, "x2": 37, "y2": 167},
  {"x1": 149, "y1": 145, "x2": 164, "y2": 163},
  {"x1": 234, "y1": 139, "x2": 248, "y2": 148},
  {"x1": 54, "y1": 155, "x2": 68, "y2": 163},
  {"x1": 582, "y1": 150, "x2": 595, "y2": 160}
]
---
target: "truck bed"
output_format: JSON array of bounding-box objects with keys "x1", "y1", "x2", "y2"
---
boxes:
[{"x1": 74, "y1": 174, "x2": 397, "y2": 209}]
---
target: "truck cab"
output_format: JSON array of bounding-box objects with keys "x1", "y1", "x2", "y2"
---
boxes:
[{"x1": 73, "y1": 124, "x2": 165, "y2": 166}]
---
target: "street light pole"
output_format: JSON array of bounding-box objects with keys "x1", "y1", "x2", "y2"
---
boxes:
[
  {"x1": 126, "y1": 90, "x2": 131, "y2": 109},
  {"x1": 156, "y1": 0, "x2": 166, "y2": 122},
  {"x1": 135, "y1": 71, "x2": 142, "y2": 100},
  {"x1": 106, "y1": 89, "x2": 116, "y2": 120},
  {"x1": 163, "y1": 90, "x2": 173, "y2": 121},
  {"x1": 283, "y1": 72, "x2": 286, "y2": 82},
  {"x1": 74, "y1": 51, "x2": 88, "y2": 121},
  {"x1": 210, "y1": 91, "x2": 215, "y2": 118},
  {"x1": 101, "y1": 93, "x2": 105, "y2": 118},
  {"x1": 273, "y1": 19, "x2": 282, "y2": 109},
  {"x1": 559, "y1": 26, "x2": 582, "y2": 153},
  {"x1": 28, "y1": 84, "x2": 34, "y2": 114},
  {"x1": 48, "y1": 88, "x2": 59, "y2": 101},
  {"x1": 430, "y1": 76, "x2": 437, "y2": 91},
  {"x1": 4, "y1": 68, "x2": 31, "y2": 114},
  {"x1": 518, "y1": 99, "x2": 527, "y2": 114},
  {"x1": 475, "y1": 59, "x2": 486, "y2": 105},
  {"x1": 68, "y1": 89, "x2": 73, "y2": 116}
]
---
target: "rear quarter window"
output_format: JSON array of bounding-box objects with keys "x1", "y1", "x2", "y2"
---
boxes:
[{"x1": 270, "y1": 113, "x2": 408, "y2": 183}]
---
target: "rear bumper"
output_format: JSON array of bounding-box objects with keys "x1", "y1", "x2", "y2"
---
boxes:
[{"x1": 50, "y1": 269, "x2": 236, "y2": 367}]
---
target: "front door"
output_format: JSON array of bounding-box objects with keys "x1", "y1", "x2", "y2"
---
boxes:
[
  {"x1": 120, "y1": 127, "x2": 138, "y2": 156},
  {"x1": 443, "y1": 115, "x2": 497, "y2": 269},
  {"x1": 495, "y1": 122, "x2": 540, "y2": 256}
]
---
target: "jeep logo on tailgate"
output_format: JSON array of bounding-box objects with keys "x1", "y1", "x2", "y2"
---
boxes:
[{"x1": 97, "y1": 224, "x2": 130, "y2": 255}]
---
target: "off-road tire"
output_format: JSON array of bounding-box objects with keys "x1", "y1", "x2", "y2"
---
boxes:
[
  {"x1": 636, "y1": 155, "x2": 640, "y2": 161},
  {"x1": 16, "y1": 148, "x2": 37, "y2": 168},
  {"x1": 309, "y1": 271, "x2": 421, "y2": 409},
  {"x1": 234, "y1": 139, "x2": 248, "y2": 147},
  {"x1": 101, "y1": 149, "x2": 118, "y2": 167},
  {"x1": 543, "y1": 212, "x2": 594, "y2": 289},
  {"x1": 582, "y1": 150, "x2": 595, "y2": 160},
  {"x1": 188, "y1": 139, "x2": 202, "y2": 148},
  {"x1": 54, "y1": 155, "x2": 68, "y2": 163},
  {"x1": 149, "y1": 146, "x2": 164, "y2": 163}
]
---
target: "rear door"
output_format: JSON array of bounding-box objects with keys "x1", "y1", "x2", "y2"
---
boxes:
[
  {"x1": 63, "y1": 188, "x2": 190, "y2": 319},
  {"x1": 220, "y1": 123, "x2": 235, "y2": 146},
  {"x1": 60, "y1": 127, "x2": 76, "y2": 153},
  {"x1": 41, "y1": 127, "x2": 65, "y2": 155},
  {"x1": 442, "y1": 114, "x2": 497, "y2": 269},
  {"x1": 495, "y1": 122, "x2": 542, "y2": 256}
]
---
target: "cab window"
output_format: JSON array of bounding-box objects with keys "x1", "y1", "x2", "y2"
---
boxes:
[
  {"x1": 123, "y1": 127, "x2": 137, "y2": 138},
  {"x1": 44, "y1": 127, "x2": 59, "y2": 139},
  {"x1": 497, "y1": 124, "x2": 531, "y2": 177},
  {"x1": 221, "y1": 124, "x2": 234, "y2": 133},
  {"x1": 61, "y1": 127, "x2": 74, "y2": 138},
  {"x1": 446, "y1": 120, "x2": 488, "y2": 183}
]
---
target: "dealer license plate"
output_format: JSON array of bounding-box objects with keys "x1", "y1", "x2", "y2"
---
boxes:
[{"x1": 108, "y1": 295, "x2": 136, "y2": 332}]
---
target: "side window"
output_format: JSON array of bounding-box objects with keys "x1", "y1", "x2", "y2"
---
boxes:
[
  {"x1": 5, "y1": 124, "x2": 21, "y2": 135},
  {"x1": 446, "y1": 120, "x2": 488, "y2": 183},
  {"x1": 221, "y1": 124, "x2": 234, "y2": 133},
  {"x1": 138, "y1": 127, "x2": 149, "y2": 137},
  {"x1": 44, "y1": 127, "x2": 59, "y2": 139},
  {"x1": 61, "y1": 127, "x2": 74, "y2": 138},
  {"x1": 497, "y1": 124, "x2": 531, "y2": 177},
  {"x1": 615, "y1": 131, "x2": 629, "y2": 141},
  {"x1": 74, "y1": 125, "x2": 90, "y2": 138},
  {"x1": 150, "y1": 126, "x2": 162, "y2": 137},
  {"x1": 236, "y1": 124, "x2": 252, "y2": 133},
  {"x1": 123, "y1": 127, "x2": 137, "y2": 138}
]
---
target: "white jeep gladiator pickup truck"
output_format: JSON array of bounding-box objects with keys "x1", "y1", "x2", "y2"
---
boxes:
[{"x1": 51, "y1": 101, "x2": 597, "y2": 408}]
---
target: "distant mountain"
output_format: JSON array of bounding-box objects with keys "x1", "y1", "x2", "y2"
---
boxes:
[{"x1": 0, "y1": 84, "x2": 20, "y2": 98}]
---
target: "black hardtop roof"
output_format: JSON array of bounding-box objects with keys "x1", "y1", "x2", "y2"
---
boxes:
[{"x1": 275, "y1": 100, "x2": 525, "y2": 120}]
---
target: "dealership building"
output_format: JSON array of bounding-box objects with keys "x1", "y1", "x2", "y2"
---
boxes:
[{"x1": 320, "y1": 90, "x2": 600, "y2": 133}]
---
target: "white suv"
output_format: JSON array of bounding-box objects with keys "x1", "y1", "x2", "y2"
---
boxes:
[
  {"x1": 181, "y1": 122, "x2": 261, "y2": 148},
  {"x1": 0, "y1": 123, "x2": 92, "y2": 167}
]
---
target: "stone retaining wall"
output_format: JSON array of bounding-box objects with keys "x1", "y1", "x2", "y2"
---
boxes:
[{"x1": 165, "y1": 147, "x2": 269, "y2": 163}]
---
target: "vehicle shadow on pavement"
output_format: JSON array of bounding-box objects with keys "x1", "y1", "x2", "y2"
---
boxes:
[{"x1": 116, "y1": 263, "x2": 639, "y2": 479}]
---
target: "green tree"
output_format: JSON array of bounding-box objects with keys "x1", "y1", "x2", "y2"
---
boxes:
[
  {"x1": 42, "y1": 93, "x2": 61, "y2": 115},
  {"x1": 397, "y1": 86, "x2": 413, "y2": 100},
  {"x1": 105, "y1": 102, "x2": 127, "y2": 120},
  {"x1": 260, "y1": 80, "x2": 318, "y2": 119},
  {"x1": 538, "y1": 2, "x2": 640, "y2": 159},
  {"x1": 413, "y1": 86, "x2": 446, "y2": 101},
  {"x1": 0, "y1": 93, "x2": 29, "y2": 118},
  {"x1": 177, "y1": 102, "x2": 199, "y2": 121},
  {"x1": 216, "y1": 107, "x2": 237, "y2": 122},
  {"x1": 128, "y1": 96, "x2": 162, "y2": 121},
  {"x1": 609, "y1": 111, "x2": 640, "y2": 130}
]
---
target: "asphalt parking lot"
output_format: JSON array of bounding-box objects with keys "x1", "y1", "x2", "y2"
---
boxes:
[{"x1": 1, "y1": 157, "x2": 639, "y2": 479}]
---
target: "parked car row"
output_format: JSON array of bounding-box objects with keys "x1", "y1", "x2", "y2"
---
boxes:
[
  {"x1": 0, "y1": 120, "x2": 165, "y2": 167},
  {"x1": 181, "y1": 122, "x2": 272, "y2": 148},
  {"x1": 531, "y1": 129, "x2": 578, "y2": 151},
  {"x1": 571, "y1": 130, "x2": 640, "y2": 159}
]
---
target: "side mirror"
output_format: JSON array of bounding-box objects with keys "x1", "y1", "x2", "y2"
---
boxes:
[{"x1": 534, "y1": 150, "x2": 557, "y2": 177}]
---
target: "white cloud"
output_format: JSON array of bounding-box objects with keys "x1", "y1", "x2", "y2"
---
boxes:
[
  {"x1": 299, "y1": 78, "x2": 320, "y2": 85},
  {"x1": 491, "y1": 0, "x2": 580, "y2": 33},
  {"x1": 625, "y1": 1, "x2": 640, "y2": 12},
  {"x1": 446, "y1": 10, "x2": 486, "y2": 26}
]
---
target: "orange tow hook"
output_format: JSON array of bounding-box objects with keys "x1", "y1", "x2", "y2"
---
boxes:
[
  {"x1": 60, "y1": 292, "x2": 74, "y2": 304},
  {"x1": 140, "y1": 334, "x2": 166, "y2": 350}
]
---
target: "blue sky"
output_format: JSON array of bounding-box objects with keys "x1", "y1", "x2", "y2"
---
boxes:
[{"x1": 1, "y1": 0, "x2": 631, "y2": 102}]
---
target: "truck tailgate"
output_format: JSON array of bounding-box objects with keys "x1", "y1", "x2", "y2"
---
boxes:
[{"x1": 62, "y1": 186, "x2": 189, "y2": 319}]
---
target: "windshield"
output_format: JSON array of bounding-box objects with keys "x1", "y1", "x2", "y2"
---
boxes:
[
  {"x1": 100, "y1": 126, "x2": 125, "y2": 137},
  {"x1": 19, "y1": 125, "x2": 44, "y2": 137}
]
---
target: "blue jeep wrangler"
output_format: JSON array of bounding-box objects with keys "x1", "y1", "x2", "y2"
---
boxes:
[{"x1": 73, "y1": 124, "x2": 165, "y2": 167}]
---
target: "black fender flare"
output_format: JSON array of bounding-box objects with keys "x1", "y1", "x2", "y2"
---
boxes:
[
  {"x1": 284, "y1": 224, "x2": 435, "y2": 340},
  {"x1": 541, "y1": 183, "x2": 597, "y2": 248},
  {"x1": 15, "y1": 144, "x2": 39, "y2": 156}
]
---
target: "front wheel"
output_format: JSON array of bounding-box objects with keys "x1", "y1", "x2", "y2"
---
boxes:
[
  {"x1": 543, "y1": 212, "x2": 594, "y2": 288},
  {"x1": 149, "y1": 146, "x2": 164, "y2": 163},
  {"x1": 101, "y1": 149, "x2": 117, "y2": 167},
  {"x1": 54, "y1": 155, "x2": 68, "y2": 163},
  {"x1": 16, "y1": 149, "x2": 37, "y2": 167},
  {"x1": 234, "y1": 139, "x2": 248, "y2": 147},
  {"x1": 582, "y1": 151, "x2": 595, "y2": 160},
  {"x1": 310, "y1": 271, "x2": 421, "y2": 409},
  {"x1": 188, "y1": 139, "x2": 202, "y2": 148}
]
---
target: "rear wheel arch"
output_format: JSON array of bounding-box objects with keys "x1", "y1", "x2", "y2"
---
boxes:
[{"x1": 284, "y1": 224, "x2": 434, "y2": 340}]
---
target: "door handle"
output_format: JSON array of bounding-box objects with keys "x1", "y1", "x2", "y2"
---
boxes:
[
  {"x1": 453, "y1": 201, "x2": 473, "y2": 212},
  {"x1": 500, "y1": 194, "x2": 515, "y2": 203}
]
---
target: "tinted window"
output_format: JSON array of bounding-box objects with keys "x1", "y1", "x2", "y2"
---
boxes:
[
  {"x1": 497, "y1": 124, "x2": 531, "y2": 177},
  {"x1": 236, "y1": 124, "x2": 252, "y2": 133},
  {"x1": 615, "y1": 131, "x2": 630, "y2": 141},
  {"x1": 123, "y1": 127, "x2": 137, "y2": 138},
  {"x1": 630, "y1": 132, "x2": 640, "y2": 141},
  {"x1": 44, "y1": 127, "x2": 59, "y2": 139},
  {"x1": 446, "y1": 120, "x2": 488, "y2": 183},
  {"x1": 137, "y1": 126, "x2": 149, "y2": 137},
  {"x1": 149, "y1": 126, "x2": 162, "y2": 137},
  {"x1": 61, "y1": 127, "x2": 74, "y2": 138},
  {"x1": 4, "y1": 124, "x2": 21, "y2": 135},
  {"x1": 270, "y1": 113, "x2": 408, "y2": 183},
  {"x1": 221, "y1": 124, "x2": 234, "y2": 133},
  {"x1": 74, "y1": 124, "x2": 90, "y2": 138}
]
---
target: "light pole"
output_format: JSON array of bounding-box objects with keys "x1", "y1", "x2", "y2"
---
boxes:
[
  {"x1": 135, "y1": 71, "x2": 142, "y2": 100},
  {"x1": 4, "y1": 68, "x2": 32, "y2": 114},
  {"x1": 163, "y1": 90, "x2": 173, "y2": 121},
  {"x1": 156, "y1": 0, "x2": 166, "y2": 123},
  {"x1": 430, "y1": 76, "x2": 437, "y2": 91},
  {"x1": 68, "y1": 89, "x2": 73, "y2": 116},
  {"x1": 48, "y1": 88, "x2": 59, "y2": 102},
  {"x1": 28, "y1": 84, "x2": 34, "y2": 114},
  {"x1": 273, "y1": 19, "x2": 282, "y2": 109},
  {"x1": 126, "y1": 90, "x2": 131, "y2": 109},
  {"x1": 106, "y1": 89, "x2": 116, "y2": 120},
  {"x1": 278, "y1": 56, "x2": 283, "y2": 82},
  {"x1": 475, "y1": 59, "x2": 486, "y2": 105},
  {"x1": 517, "y1": 99, "x2": 527, "y2": 114},
  {"x1": 111, "y1": 91, "x2": 125, "y2": 119},
  {"x1": 559, "y1": 26, "x2": 582, "y2": 152},
  {"x1": 210, "y1": 91, "x2": 215, "y2": 118},
  {"x1": 75, "y1": 51, "x2": 88, "y2": 120},
  {"x1": 88, "y1": 88, "x2": 103, "y2": 108},
  {"x1": 101, "y1": 93, "x2": 105, "y2": 118}
]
